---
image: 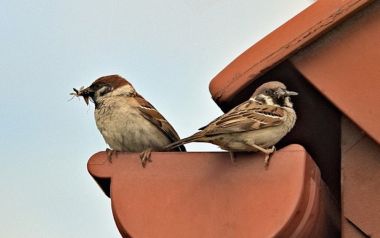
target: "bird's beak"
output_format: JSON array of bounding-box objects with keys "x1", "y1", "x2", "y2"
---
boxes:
[
  {"x1": 83, "y1": 95, "x2": 90, "y2": 105},
  {"x1": 284, "y1": 90, "x2": 298, "y2": 96},
  {"x1": 276, "y1": 88, "x2": 298, "y2": 97},
  {"x1": 72, "y1": 86, "x2": 94, "y2": 105}
]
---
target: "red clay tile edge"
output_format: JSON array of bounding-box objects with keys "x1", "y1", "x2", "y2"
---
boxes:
[{"x1": 209, "y1": 0, "x2": 373, "y2": 105}]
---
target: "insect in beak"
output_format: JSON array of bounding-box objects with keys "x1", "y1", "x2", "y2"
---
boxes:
[{"x1": 70, "y1": 86, "x2": 93, "y2": 105}]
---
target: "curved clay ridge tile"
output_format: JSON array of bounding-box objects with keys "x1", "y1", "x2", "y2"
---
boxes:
[{"x1": 209, "y1": 0, "x2": 373, "y2": 104}]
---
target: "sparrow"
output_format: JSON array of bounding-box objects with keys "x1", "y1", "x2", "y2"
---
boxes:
[
  {"x1": 165, "y1": 81, "x2": 297, "y2": 166},
  {"x1": 71, "y1": 74, "x2": 186, "y2": 167}
]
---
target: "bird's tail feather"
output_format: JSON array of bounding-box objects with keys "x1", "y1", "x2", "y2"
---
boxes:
[{"x1": 165, "y1": 132, "x2": 203, "y2": 151}]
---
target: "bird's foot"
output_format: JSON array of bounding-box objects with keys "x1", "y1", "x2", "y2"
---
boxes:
[
  {"x1": 106, "y1": 148, "x2": 118, "y2": 163},
  {"x1": 243, "y1": 142, "x2": 276, "y2": 168},
  {"x1": 264, "y1": 146, "x2": 276, "y2": 169},
  {"x1": 229, "y1": 151, "x2": 236, "y2": 163},
  {"x1": 139, "y1": 149, "x2": 153, "y2": 168}
]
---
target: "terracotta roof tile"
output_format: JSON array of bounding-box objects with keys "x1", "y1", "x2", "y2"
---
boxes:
[{"x1": 209, "y1": 0, "x2": 379, "y2": 142}]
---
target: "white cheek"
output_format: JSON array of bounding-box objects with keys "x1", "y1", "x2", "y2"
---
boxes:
[
  {"x1": 109, "y1": 84, "x2": 135, "y2": 96},
  {"x1": 284, "y1": 97, "x2": 293, "y2": 108},
  {"x1": 94, "y1": 86, "x2": 109, "y2": 98},
  {"x1": 259, "y1": 95, "x2": 274, "y2": 105}
]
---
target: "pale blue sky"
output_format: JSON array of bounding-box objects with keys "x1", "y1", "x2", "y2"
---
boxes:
[{"x1": 0, "y1": 0, "x2": 312, "y2": 237}]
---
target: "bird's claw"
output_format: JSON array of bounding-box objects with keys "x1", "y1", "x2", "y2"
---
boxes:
[
  {"x1": 106, "y1": 148, "x2": 118, "y2": 163},
  {"x1": 229, "y1": 151, "x2": 236, "y2": 163},
  {"x1": 139, "y1": 149, "x2": 152, "y2": 168},
  {"x1": 264, "y1": 146, "x2": 276, "y2": 169}
]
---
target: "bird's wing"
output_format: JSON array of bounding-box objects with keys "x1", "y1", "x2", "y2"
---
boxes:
[
  {"x1": 135, "y1": 94, "x2": 186, "y2": 151},
  {"x1": 202, "y1": 100, "x2": 285, "y2": 135}
]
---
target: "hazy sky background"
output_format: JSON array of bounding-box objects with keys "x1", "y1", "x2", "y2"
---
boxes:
[{"x1": 1, "y1": 0, "x2": 313, "y2": 237}]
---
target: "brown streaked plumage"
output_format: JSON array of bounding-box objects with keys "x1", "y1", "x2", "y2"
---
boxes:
[
  {"x1": 165, "y1": 81, "x2": 297, "y2": 166},
  {"x1": 72, "y1": 75, "x2": 186, "y2": 167}
]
